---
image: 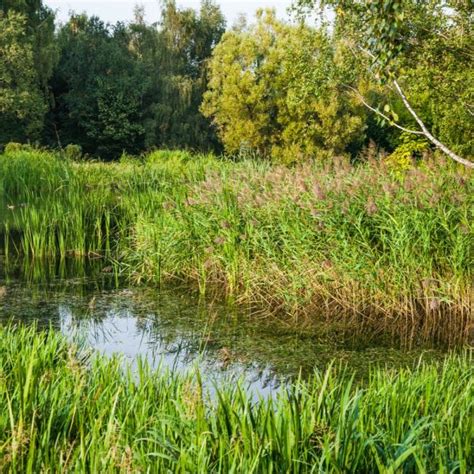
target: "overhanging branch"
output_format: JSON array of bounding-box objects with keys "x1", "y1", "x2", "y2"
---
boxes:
[
  {"x1": 393, "y1": 80, "x2": 474, "y2": 169},
  {"x1": 344, "y1": 84, "x2": 424, "y2": 136}
]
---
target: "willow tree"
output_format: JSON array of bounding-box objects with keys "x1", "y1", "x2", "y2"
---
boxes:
[
  {"x1": 127, "y1": 0, "x2": 226, "y2": 152},
  {"x1": 202, "y1": 9, "x2": 366, "y2": 162},
  {"x1": 296, "y1": 0, "x2": 474, "y2": 167}
]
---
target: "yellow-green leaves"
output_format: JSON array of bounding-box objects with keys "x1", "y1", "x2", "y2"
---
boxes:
[{"x1": 202, "y1": 10, "x2": 365, "y2": 163}]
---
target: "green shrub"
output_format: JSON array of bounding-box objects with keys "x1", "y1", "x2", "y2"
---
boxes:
[
  {"x1": 386, "y1": 133, "x2": 430, "y2": 172},
  {"x1": 63, "y1": 143, "x2": 83, "y2": 161},
  {"x1": 4, "y1": 142, "x2": 32, "y2": 154}
]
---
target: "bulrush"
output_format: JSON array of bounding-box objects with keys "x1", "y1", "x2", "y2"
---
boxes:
[
  {"x1": 213, "y1": 236, "x2": 226, "y2": 246},
  {"x1": 312, "y1": 183, "x2": 326, "y2": 200},
  {"x1": 309, "y1": 206, "x2": 320, "y2": 218},
  {"x1": 186, "y1": 197, "x2": 198, "y2": 206},
  {"x1": 429, "y1": 298, "x2": 441, "y2": 311},
  {"x1": 162, "y1": 201, "x2": 174, "y2": 210},
  {"x1": 322, "y1": 259, "x2": 333, "y2": 270}
]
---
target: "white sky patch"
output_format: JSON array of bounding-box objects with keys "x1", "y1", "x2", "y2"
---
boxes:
[{"x1": 45, "y1": 0, "x2": 294, "y2": 26}]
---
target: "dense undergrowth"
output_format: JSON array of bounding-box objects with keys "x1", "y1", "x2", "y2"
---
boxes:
[
  {"x1": 0, "y1": 149, "x2": 472, "y2": 346},
  {"x1": 0, "y1": 324, "x2": 472, "y2": 472}
]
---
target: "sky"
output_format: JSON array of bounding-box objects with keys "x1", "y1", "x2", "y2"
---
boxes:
[{"x1": 45, "y1": 0, "x2": 294, "y2": 26}]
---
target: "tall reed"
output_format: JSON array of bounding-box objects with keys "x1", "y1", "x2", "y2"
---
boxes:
[
  {"x1": 0, "y1": 324, "x2": 472, "y2": 473},
  {"x1": 0, "y1": 149, "x2": 472, "y2": 346}
]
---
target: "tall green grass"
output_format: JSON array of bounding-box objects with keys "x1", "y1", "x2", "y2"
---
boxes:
[
  {"x1": 0, "y1": 324, "x2": 472, "y2": 472},
  {"x1": 0, "y1": 149, "x2": 472, "y2": 345}
]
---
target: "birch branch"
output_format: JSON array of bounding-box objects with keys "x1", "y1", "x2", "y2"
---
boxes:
[
  {"x1": 393, "y1": 80, "x2": 474, "y2": 168},
  {"x1": 344, "y1": 84, "x2": 424, "y2": 135}
]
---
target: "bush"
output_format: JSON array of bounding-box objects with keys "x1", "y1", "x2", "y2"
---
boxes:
[
  {"x1": 63, "y1": 144, "x2": 83, "y2": 161},
  {"x1": 386, "y1": 133, "x2": 430, "y2": 172},
  {"x1": 4, "y1": 142, "x2": 32, "y2": 154}
]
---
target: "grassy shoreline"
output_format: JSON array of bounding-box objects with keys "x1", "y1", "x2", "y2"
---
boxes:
[
  {"x1": 0, "y1": 324, "x2": 472, "y2": 472},
  {"x1": 0, "y1": 149, "x2": 473, "y2": 346}
]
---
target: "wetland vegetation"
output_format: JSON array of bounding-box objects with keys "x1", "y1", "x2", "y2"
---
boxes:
[
  {"x1": 0, "y1": 148, "x2": 472, "y2": 471},
  {"x1": 1, "y1": 0, "x2": 473, "y2": 471},
  {"x1": 1, "y1": 149, "x2": 472, "y2": 346},
  {"x1": 0, "y1": 324, "x2": 472, "y2": 473}
]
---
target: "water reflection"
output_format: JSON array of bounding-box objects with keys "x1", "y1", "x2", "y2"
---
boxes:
[
  {"x1": 0, "y1": 258, "x2": 445, "y2": 396},
  {"x1": 58, "y1": 306, "x2": 280, "y2": 398}
]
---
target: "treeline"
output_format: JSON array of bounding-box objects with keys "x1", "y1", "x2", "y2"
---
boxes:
[
  {"x1": 0, "y1": 0, "x2": 473, "y2": 161},
  {"x1": 0, "y1": 0, "x2": 225, "y2": 159}
]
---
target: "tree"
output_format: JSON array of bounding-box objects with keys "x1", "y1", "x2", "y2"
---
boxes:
[
  {"x1": 137, "y1": 0, "x2": 226, "y2": 151},
  {"x1": 1, "y1": 0, "x2": 57, "y2": 143},
  {"x1": 202, "y1": 9, "x2": 365, "y2": 162},
  {"x1": 296, "y1": 0, "x2": 474, "y2": 167},
  {"x1": 46, "y1": 0, "x2": 225, "y2": 158},
  {"x1": 49, "y1": 15, "x2": 147, "y2": 158},
  {"x1": 1, "y1": 0, "x2": 57, "y2": 91},
  {"x1": 202, "y1": 10, "x2": 281, "y2": 157},
  {"x1": 0, "y1": 11, "x2": 46, "y2": 144}
]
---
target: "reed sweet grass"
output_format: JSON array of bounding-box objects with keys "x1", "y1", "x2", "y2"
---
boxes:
[
  {"x1": 0, "y1": 324, "x2": 472, "y2": 473},
  {"x1": 0, "y1": 149, "x2": 472, "y2": 346}
]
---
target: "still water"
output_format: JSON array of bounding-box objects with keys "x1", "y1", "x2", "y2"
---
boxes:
[{"x1": 0, "y1": 259, "x2": 444, "y2": 396}]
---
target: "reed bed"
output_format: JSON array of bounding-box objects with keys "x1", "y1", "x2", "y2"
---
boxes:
[
  {"x1": 0, "y1": 324, "x2": 472, "y2": 473},
  {"x1": 0, "y1": 149, "x2": 472, "y2": 346}
]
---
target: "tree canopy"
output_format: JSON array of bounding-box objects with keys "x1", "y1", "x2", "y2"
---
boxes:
[
  {"x1": 202, "y1": 9, "x2": 366, "y2": 162},
  {"x1": 295, "y1": 0, "x2": 474, "y2": 165},
  {"x1": 0, "y1": 0, "x2": 472, "y2": 164}
]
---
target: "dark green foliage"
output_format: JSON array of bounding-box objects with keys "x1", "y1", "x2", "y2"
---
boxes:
[
  {"x1": 44, "y1": 1, "x2": 225, "y2": 159},
  {"x1": 0, "y1": 0, "x2": 472, "y2": 162},
  {"x1": 0, "y1": 0, "x2": 56, "y2": 143},
  {"x1": 138, "y1": 0, "x2": 226, "y2": 152},
  {"x1": 48, "y1": 16, "x2": 148, "y2": 159}
]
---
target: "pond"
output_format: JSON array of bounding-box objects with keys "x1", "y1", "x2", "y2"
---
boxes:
[{"x1": 0, "y1": 258, "x2": 445, "y2": 397}]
